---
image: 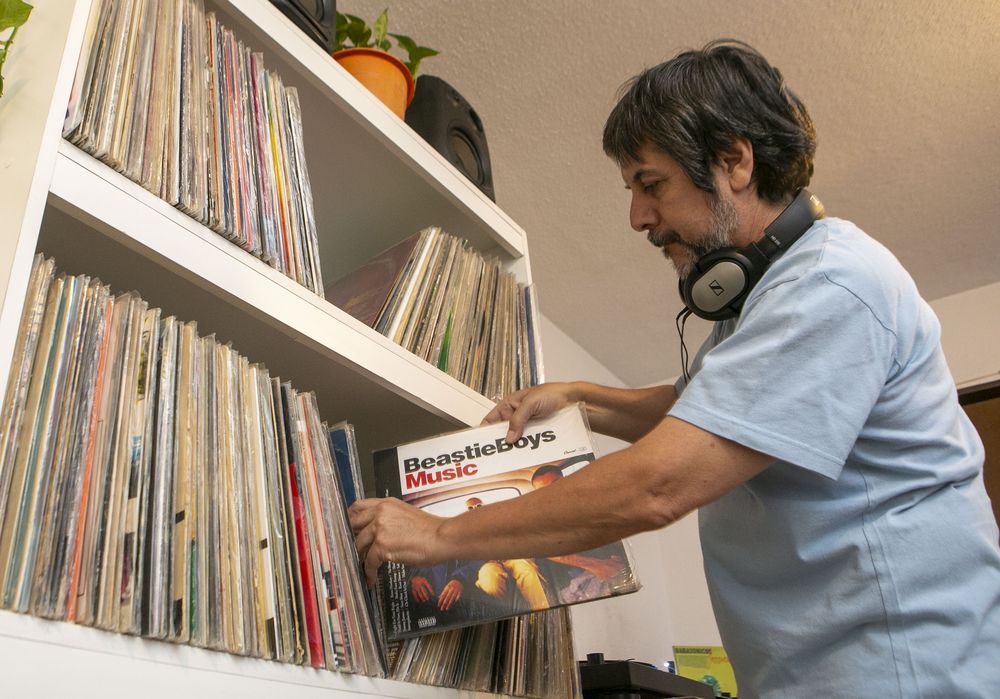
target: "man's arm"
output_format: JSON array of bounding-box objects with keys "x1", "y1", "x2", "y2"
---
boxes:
[
  {"x1": 482, "y1": 381, "x2": 678, "y2": 444},
  {"x1": 350, "y1": 415, "x2": 771, "y2": 584}
]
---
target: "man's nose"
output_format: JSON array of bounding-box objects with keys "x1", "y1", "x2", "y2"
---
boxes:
[{"x1": 629, "y1": 193, "x2": 656, "y2": 233}]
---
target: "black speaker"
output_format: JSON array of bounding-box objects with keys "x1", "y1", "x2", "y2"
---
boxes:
[
  {"x1": 405, "y1": 75, "x2": 495, "y2": 202},
  {"x1": 269, "y1": 0, "x2": 336, "y2": 54}
]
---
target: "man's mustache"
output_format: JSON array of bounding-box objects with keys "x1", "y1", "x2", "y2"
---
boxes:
[{"x1": 647, "y1": 230, "x2": 681, "y2": 248}]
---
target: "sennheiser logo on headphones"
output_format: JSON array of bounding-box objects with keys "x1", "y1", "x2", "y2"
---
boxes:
[{"x1": 709, "y1": 280, "x2": 725, "y2": 296}]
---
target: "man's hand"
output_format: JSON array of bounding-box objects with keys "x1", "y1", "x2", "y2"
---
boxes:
[
  {"x1": 410, "y1": 575, "x2": 434, "y2": 603},
  {"x1": 437, "y1": 579, "x2": 464, "y2": 611},
  {"x1": 481, "y1": 383, "x2": 578, "y2": 442},
  {"x1": 349, "y1": 498, "x2": 447, "y2": 586}
]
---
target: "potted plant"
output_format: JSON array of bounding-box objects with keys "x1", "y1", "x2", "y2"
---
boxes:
[{"x1": 333, "y1": 8, "x2": 437, "y2": 118}]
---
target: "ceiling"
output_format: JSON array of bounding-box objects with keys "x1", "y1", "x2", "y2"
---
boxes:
[{"x1": 339, "y1": 0, "x2": 1000, "y2": 387}]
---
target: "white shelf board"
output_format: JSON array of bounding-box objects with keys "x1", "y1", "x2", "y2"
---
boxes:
[
  {"x1": 44, "y1": 142, "x2": 495, "y2": 474},
  {"x1": 0, "y1": 609, "x2": 493, "y2": 698},
  {"x1": 205, "y1": 0, "x2": 528, "y2": 284}
]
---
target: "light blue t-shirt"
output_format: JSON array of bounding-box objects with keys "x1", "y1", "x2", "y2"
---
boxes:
[{"x1": 670, "y1": 217, "x2": 1000, "y2": 698}]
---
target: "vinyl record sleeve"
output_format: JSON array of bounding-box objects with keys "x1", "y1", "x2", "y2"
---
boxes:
[
  {"x1": 0, "y1": 257, "x2": 55, "y2": 589},
  {"x1": 73, "y1": 290, "x2": 133, "y2": 626},
  {"x1": 256, "y1": 371, "x2": 295, "y2": 663},
  {"x1": 143, "y1": 315, "x2": 179, "y2": 638},
  {"x1": 5, "y1": 276, "x2": 86, "y2": 611},
  {"x1": 472, "y1": 261, "x2": 499, "y2": 389},
  {"x1": 188, "y1": 330, "x2": 211, "y2": 647},
  {"x1": 390, "y1": 230, "x2": 446, "y2": 346},
  {"x1": 373, "y1": 403, "x2": 640, "y2": 640},
  {"x1": 278, "y1": 384, "x2": 325, "y2": 667},
  {"x1": 65, "y1": 290, "x2": 116, "y2": 624},
  {"x1": 32, "y1": 278, "x2": 110, "y2": 620},
  {"x1": 243, "y1": 365, "x2": 279, "y2": 658},
  {"x1": 327, "y1": 422, "x2": 389, "y2": 677},
  {"x1": 176, "y1": 321, "x2": 201, "y2": 642},
  {"x1": 411, "y1": 236, "x2": 460, "y2": 361},
  {"x1": 328, "y1": 423, "x2": 364, "y2": 508},
  {"x1": 293, "y1": 392, "x2": 342, "y2": 669},
  {"x1": 123, "y1": 0, "x2": 156, "y2": 182},
  {"x1": 96, "y1": 294, "x2": 147, "y2": 630}
]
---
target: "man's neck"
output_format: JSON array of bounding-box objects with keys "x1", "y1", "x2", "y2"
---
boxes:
[{"x1": 732, "y1": 193, "x2": 788, "y2": 248}]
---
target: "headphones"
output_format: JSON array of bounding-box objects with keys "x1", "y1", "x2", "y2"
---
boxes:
[{"x1": 679, "y1": 188, "x2": 825, "y2": 321}]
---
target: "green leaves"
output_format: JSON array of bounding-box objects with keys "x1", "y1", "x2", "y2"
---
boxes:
[
  {"x1": 0, "y1": 0, "x2": 33, "y2": 98},
  {"x1": 371, "y1": 9, "x2": 389, "y2": 51},
  {"x1": 390, "y1": 33, "x2": 438, "y2": 77},
  {"x1": 0, "y1": 0, "x2": 32, "y2": 31},
  {"x1": 334, "y1": 8, "x2": 436, "y2": 76},
  {"x1": 336, "y1": 13, "x2": 372, "y2": 49}
]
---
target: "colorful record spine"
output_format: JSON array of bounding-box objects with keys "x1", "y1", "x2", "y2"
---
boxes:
[{"x1": 63, "y1": 0, "x2": 324, "y2": 295}]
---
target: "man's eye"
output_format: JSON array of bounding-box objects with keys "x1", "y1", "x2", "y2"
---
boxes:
[{"x1": 642, "y1": 181, "x2": 659, "y2": 194}]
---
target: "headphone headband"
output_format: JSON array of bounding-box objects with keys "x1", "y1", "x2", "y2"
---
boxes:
[
  {"x1": 754, "y1": 189, "x2": 825, "y2": 260},
  {"x1": 679, "y1": 188, "x2": 824, "y2": 321}
]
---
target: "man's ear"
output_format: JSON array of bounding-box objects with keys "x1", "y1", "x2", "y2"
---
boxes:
[{"x1": 717, "y1": 136, "x2": 754, "y2": 193}]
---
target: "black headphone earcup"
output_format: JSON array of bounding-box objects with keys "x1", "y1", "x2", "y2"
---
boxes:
[
  {"x1": 678, "y1": 189, "x2": 823, "y2": 321},
  {"x1": 681, "y1": 249, "x2": 756, "y2": 321}
]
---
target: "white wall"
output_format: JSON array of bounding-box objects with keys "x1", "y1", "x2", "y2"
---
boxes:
[
  {"x1": 537, "y1": 316, "x2": 721, "y2": 670},
  {"x1": 930, "y1": 281, "x2": 1000, "y2": 387}
]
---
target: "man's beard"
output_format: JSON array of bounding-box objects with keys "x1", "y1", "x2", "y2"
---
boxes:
[{"x1": 649, "y1": 194, "x2": 739, "y2": 279}]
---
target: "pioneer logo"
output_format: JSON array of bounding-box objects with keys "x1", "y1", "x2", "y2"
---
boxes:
[{"x1": 709, "y1": 279, "x2": 725, "y2": 296}]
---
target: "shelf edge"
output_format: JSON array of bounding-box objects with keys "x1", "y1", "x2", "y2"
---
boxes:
[{"x1": 48, "y1": 142, "x2": 494, "y2": 428}]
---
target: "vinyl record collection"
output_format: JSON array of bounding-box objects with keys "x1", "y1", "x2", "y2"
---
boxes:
[
  {"x1": 63, "y1": 0, "x2": 324, "y2": 295},
  {"x1": 0, "y1": 255, "x2": 378, "y2": 673},
  {"x1": 0, "y1": 255, "x2": 581, "y2": 698},
  {"x1": 388, "y1": 608, "x2": 581, "y2": 698},
  {"x1": 326, "y1": 226, "x2": 545, "y2": 398}
]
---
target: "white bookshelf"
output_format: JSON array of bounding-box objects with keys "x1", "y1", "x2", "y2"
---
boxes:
[
  {"x1": 0, "y1": 0, "x2": 541, "y2": 695},
  {"x1": 0, "y1": 608, "x2": 491, "y2": 698}
]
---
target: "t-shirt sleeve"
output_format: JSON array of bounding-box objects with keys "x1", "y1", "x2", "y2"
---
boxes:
[{"x1": 669, "y1": 271, "x2": 898, "y2": 479}]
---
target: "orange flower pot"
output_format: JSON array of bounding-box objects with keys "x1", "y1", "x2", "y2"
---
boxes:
[{"x1": 333, "y1": 48, "x2": 415, "y2": 119}]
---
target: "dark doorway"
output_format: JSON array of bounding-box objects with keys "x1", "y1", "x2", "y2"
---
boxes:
[{"x1": 960, "y1": 380, "x2": 1000, "y2": 537}]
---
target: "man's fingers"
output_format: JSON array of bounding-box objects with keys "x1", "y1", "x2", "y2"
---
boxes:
[
  {"x1": 364, "y1": 546, "x2": 381, "y2": 586},
  {"x1": 480, "y1": 404, "x2": 502, "y2": 425},
  {"x1": 348, "y1": 498, "x2": 381, "y2": 533},
  {"x1": 483, "y1": 387, "x2": 533, "y2": 426},
  {"x1": 482, "y1": 398, "x2": 517, "y2": 426},
  {"x1": 354, "y1": 522, "x2": 375, "y2": 560},
  {"x1": 506, "y1": 404, "x2": 535, "y2": 442},
  {"x1": 350, "y1": 497, "x2": 445, "y2": 587},
  {"x1": 481, "y1": 403, "x2": 505, "y2": 424},
  {"x1": 355, "y1": 516, "x2": 391, "y2": 586}
]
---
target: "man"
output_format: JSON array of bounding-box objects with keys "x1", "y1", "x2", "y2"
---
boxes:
[{"x1": 351, "y1": 40, "x2": 1000, "y2": 697}]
